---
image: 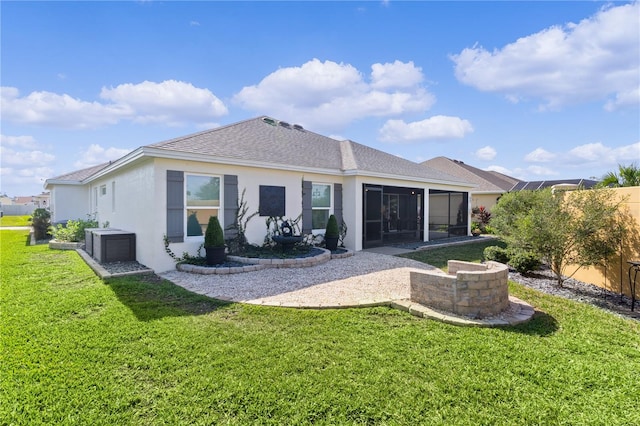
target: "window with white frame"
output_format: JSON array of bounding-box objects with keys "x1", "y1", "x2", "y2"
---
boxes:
[
  {"x1": 311, "y1": 183, "x2": 331, "y2": 230},
  {"x1": 186, "y1": 174, "x2": 220, "y2": 237},
  {"x1": 100, "y1": 184, "x2": 107, "y2": 196}
]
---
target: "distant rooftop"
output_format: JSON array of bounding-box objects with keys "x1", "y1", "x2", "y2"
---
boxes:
[
  {"x1": 510, "y1": 179, "x2": 599, "y2": 191},
  {"x1": 421, "y1": 157, "x2": 520, "y2": 192}
]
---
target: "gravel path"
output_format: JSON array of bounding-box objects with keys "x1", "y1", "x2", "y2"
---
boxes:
[
  {"x1": 161, "y1": 251, "x2": 436, "y2": 307},
  {"x1": 509, "y1": 267, "x2": 639, "y2": 321},
  {"x1": 160, "y1": 250, "x2": 639, "y2": 321}
]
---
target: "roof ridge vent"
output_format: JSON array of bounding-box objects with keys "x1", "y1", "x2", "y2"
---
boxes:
[
  {"x1": 262, "y1": 117, "x2": 277, "y2": 126},
  {"x1": 293, "y1": 124, "x2": 304, "y2": 131},
  {"x1": 279, "y1": 121, "x2": 291, "y2": 129}
]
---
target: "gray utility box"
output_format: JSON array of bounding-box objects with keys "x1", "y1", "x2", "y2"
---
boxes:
[
  {"x1": 89, "y1": 229, "x2": 136, "y2": 263},
  {"x1": 84, "y1": 228, "x2": 103, "y2": 256}
]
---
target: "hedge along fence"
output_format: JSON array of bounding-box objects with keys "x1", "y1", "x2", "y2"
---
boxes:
[{"x1": 567, "y1": 187, "x2": 640, "y2": 299}]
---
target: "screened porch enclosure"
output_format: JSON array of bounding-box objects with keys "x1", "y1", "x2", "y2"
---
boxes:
[
  {"x1": 428, "y1": 190, "x2": 469, "y2": 240},
  {"x1": 363, "y1": 184, "x2": 424, "y2": 248}
]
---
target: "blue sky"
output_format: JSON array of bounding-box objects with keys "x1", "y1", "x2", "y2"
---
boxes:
[{"x1": 1, "y1": 1, "x2": 639, "y2": 197}]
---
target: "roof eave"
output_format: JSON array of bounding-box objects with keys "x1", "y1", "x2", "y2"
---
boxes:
[
  {"x1": 82, "y1": 148, "x2": 147, "y2": 183},
  {"x1": 342, "y1": 169, "x2": 476, "y2": 188},
  {"x1": 43, "y1": 179, "x2": 83, "y2": 190}
]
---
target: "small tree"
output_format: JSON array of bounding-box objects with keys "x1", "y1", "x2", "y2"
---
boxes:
[
  {"x1": 491, "y1": 188, "x2": 628, "y2": 286},
  {"x1": 31, "y1": 208, "x2": 51, "y2": 240}
]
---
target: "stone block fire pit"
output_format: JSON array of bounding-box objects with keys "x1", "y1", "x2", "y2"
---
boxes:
[{"x1": 410, "y1": 260, "x2": 509, "y2": 318}]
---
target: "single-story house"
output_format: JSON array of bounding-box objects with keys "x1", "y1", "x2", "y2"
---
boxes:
[
  {"x1": 44, "y1": 116, "x2": 475, "y2": 273},
  {"x1": 421, "y1": 157, "x2": 521, "y2": 212}
]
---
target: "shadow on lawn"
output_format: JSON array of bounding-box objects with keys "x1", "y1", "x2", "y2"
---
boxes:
[
  {"x1": 504, "y1": 310, "x2": 559, "y2": 337},
  {"x1": 106, "y1": 274, "x2": 231, "y2": 321}
]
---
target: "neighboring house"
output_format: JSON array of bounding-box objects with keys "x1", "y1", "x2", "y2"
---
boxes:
[
  {"x1": 421, "y1": 157, "x2": 520, "y2": 211},
  {"x1": 2, "y1": 192, "x2": 51, "y2": 216},
  {"x1": 509, "y1": 179, "x2": 598, "y2": 191},
  {"x1": 33, "y1": 192, "x2": 51, "y2": 209},
  {"x1": 45, "y1": 116, "x2": 474, "y2": 273}
]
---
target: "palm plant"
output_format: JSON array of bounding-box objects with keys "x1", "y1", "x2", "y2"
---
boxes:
[{"x1": 599, "y1": 163, "x2": 640, "y2": 187}]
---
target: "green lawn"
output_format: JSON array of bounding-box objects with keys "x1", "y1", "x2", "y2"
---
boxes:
[
  {"x1": 1, "y1": 230, "x2": 639, "y2": 425},
  {"x1": 399, "y1": 238, "x2": 507, "y2": 270},
  {"x1": 0, "y1": 215, "x2": 31, "y2": 227}
]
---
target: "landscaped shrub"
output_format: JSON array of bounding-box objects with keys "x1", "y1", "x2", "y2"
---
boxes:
[
  {"x1": 324, "y1": 214, "x2": 340, "y2": 250},
  {"x1": 31, "y1": 208, "x2": 51, "y2": 240},
  {"x1": 204, "y1": 216, "x2": 225, "y2": 248},
  {"x1": 483, "y1": 245, "x2": 510, "y2": 264},
  {"x1": 483, "y1": 225, "x2": 495, "y2": 235},
  {"x1": 325, "y1": 214, "x2": 339, "y2": 238},
  {"x1": 508, "y1": 250, "x2": 541, "y2": 274},
  {"x1": 50, "y1": 218, "x2": 99, "y2": 242}
]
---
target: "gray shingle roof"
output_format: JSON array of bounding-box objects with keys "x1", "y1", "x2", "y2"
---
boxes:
[
  {"x1": 148, "y1": 117, "x2": 468, "y2": 184},
  {"x1": 421, "y1": 157, "x2": 519, "y2": 192},
  {"x1": 47, "y1": 162, "x2": 111, "y2": 183},
  {"x1": 46, "y1": 117, "x2": 473, "y2": 187}
]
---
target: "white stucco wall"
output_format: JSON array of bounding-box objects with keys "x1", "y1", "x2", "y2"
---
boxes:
[
  {"x1": 145, "y1": 159, "x2": 345, "y2": 273},
  {"x1": 85, "y1": 160, "x2": 160, "y2": 270},
  {"x1": 70, "y1": 156, "x2": 472, "y2": 273},
  {"x1": 50, "y1": 185, "x2": 90, "y2": 223}
]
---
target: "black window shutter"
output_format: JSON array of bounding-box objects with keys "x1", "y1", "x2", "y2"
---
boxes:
[
  {"x1": 302, "y1": 180, "x2": 312, "y2": 234},
  {"x1": 166, "y1": 170, "x2": 184, "y2": 243},
  {"x1": 224, "y1": 175, "x2": 238, "y2": 239},
  {"x1": 333, "y1": 183, "x2": 343, "y2": 226}
]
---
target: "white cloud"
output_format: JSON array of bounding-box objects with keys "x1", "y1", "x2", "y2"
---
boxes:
[
  {"x1": 233, "y1": 58, "x2": 434, "y2": 131},
  {"x1": 100, "y1": 80, "x2": 228, "y2": 126},
  {"x1": 378, "y1": 115, "x2": 473, "y2": 142},
  {"x1": 0, "y1": 166, "x2": 54, "y2": 193},
  {"x1": 486, "y1": 164, "x2": 559, "y2": 181},
  {"x1": 451, "y1": 2, "x2": 640, "y2": 110},
  {"x1": 485, "y1": 165, "x2": 513, "y2": 176},
  {"x1": 1, "y1": 80, "x2": 228, "y2": 129},
  {"x1": 370, "y1": 60, "x2": 424, "y2": 89},
  {"x1": 74, "y1": 144, "x2": 132, "y2": 169},
  {"x1": 566, "y1": 141, "x2": 640, "y2": 166},
  {"x1": 0, "y1": 146, "x2": 55, "y2": 166},
  {"x1": 524, "y1": 147, "x2": 556, "y2": 163},
  {"x1": 605, "y1": 87, "x2": 640, "y2": 111},
  {"x1": 0, "y1": 134, "x2": 38, "y2": 149},
  {"x1": 0, "y1": 134, "x2": 55, "y2": 167},
  {"x1": 1, "y1": 86, "x2": 128, "y2": 129},
  {"x1": 475, "y1": 146, "x2": 496, "y2": 161},
  {"x1": 503, "y1": 141, "x2": 640, "y2": 181},
  {"x1": 528, "y1": 165, "x2": 559, "y2": 177},
  {"x1": 0, "y1": 134, "x2": 55, "y2": 195}
]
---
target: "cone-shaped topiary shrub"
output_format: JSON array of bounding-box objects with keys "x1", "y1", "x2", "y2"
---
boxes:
[
  {"x1": 325, "y1": 214, "x2": 339, "y2": 238},
  {"x1": 204, "y1": 216, "x2": 225, "y2": 248},
  {"x1": 325, "y1": 214, "x2": 340, "y2": 251}
]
